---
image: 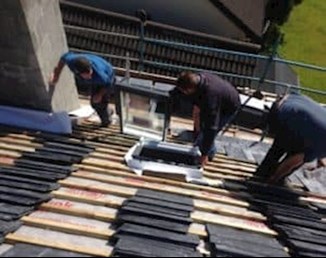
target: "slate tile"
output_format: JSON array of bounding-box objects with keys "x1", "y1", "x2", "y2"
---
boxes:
[
  {"x1": 287, "y1": 239, "x2": 326, "y2": 255},
  {"x1": 0, "y1": 203, "x2": 34, "y2": 218},
  {"x1": 212, "y1": 243, "x2": 288, "y2": 257},
  {"x1": 15, "y1": 160, "x2": 75, "y2": 175},
  {"x1": 207, "y1": 224, "x2": 282, "y2": 250},
  {"x1": 114, "y1": 235, "x2": 202, "y2": 257},
  {"x1": 0, "y1": 175, "x2": 60, "y2": 193},
  {"x1": 127, "y1": 197, "x2": 194, "y2": 212},
  {"x1": 119, "y1": 206, "x2": 193, "y2": 224},
  {"x1": 0, "y1": 220, "x2": 21, "y2": 235},
  {"x1": 0, "y1": 187, "x2": 51, "y2": 206},
  {"x1": 117, "y1": 214, "x2": 190, "y2": 234},
  {"x1": 272, "y1": 215, "x2": 326, "y2": 232},
  {"x1": 0, "y1": 167, "x2": 66, "y2": 181},
  {"x1": 43, "y1": 142, "x2": 93, "y2": 154},
  {"x1": 115, "y1": 223, "x2": 200, "y2": 248},
  {"x1": 225, "y1": 145, "x2": 248, "y2": 161},
  {"x1": 136, "y1": 189, "x2": 194, "y2": 207},
  {"x1": 21, "y1": 152, "x2": 75, "y2": 166},
  {"x1": 123, "y1": 202, "x2": 191, "y2": 218},
  {"x1": 1, "y1": 244, "x2": 92, "y2": 257}
]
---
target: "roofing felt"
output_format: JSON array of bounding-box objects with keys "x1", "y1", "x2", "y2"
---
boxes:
[
  {"x1": 59, "y1": 1, "x2": 259, "y2": 89},
  {"x1": 0, "y1": 107, "x2": 325, "y2": 257}
]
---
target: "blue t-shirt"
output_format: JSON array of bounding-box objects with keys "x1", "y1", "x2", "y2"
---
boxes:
[
  {"x1": 61, "y1": 52, "x2": 115, "y2": 87},
  {"x1": 277, "y1": 94, "x2": 326, "y2": 162}
]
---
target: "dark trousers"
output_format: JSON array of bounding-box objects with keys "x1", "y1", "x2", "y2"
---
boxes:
[
  {"x1": 90, "y1": 85, "x2": 112, "y2": 125},
  {"x1": 194, "y1": 115, "x2": 231, "y2": 159}
]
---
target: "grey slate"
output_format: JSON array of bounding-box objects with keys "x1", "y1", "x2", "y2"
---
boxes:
[
  {"x1": 0, "y1": 186, "x2": 51, "y2": 206},
  {"x1": 0, "y1": 167, "x2": 66, "y2": 181},
  {"x1": 117, "y1": 214, "x2": 190, "y2": 234},
  {"x1": 224, "y1": 144, "x2": 248, "y2": 161},
  {"x1": 0, "y1": 220, "x2": 21, "y2": 235},
  {"x1": 114, "y1": 236, "x2": 202, "y2": 257},
  {"x1": 136, "y1": 189, "x2": 194, "y2": 207},
  {"x1": 119, "y1": 206, "x2": 193, "y2": 224},
  {"x1": 115, "y1": 223, "x2": 200, "y2": 248},
  {"x1": 207, "y1": 224, "x2": 282, "y2": 249},
  {"x1": 1, "y1": 244, "x2": 92, "y2": 257},
  {"x1": 123, "y1": 202, "x2": 191, "y2": 218},
  {"x1": 0, "y1": 175, "x2": 60, "y2": 193},
  {"x1": 127, "y1": 196, "x2": 194, "y2": 212}
]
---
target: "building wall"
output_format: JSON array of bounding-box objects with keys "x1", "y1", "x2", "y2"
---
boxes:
[
  {"x1": 70, "y1": 0, "x2": 247, "y2": 41},
  {"x1": 0, "y1": 0, "x2": 79, "y2": 112},
  {"x1": 252, "y1": 58, "x2": 299, "y2": 95}
]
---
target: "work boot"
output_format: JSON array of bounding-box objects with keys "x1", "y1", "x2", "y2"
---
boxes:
[{"x1": 100, "y1": 108, "x2": 114, "y2": 128}]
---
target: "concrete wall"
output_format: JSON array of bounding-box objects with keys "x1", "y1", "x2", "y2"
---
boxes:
[
  {"x1": 70, "y1": 0, "x2": 246, "y2": 40},
  {"x1": 0, "y1": 0, "x2": 79, "y2": 112}
]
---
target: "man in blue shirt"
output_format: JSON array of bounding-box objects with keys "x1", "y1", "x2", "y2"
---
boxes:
[
  {"x1": 50, "y1": 52, "x2": 115, "y2": 127},
  {"x1": 176, "y1": 71, "x2": 240, "y2": 166},
  {"x1": 256, "y1": 93, "x2": 326, "y2": 184}
]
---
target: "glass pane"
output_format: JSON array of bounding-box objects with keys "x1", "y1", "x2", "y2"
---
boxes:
[{"x1": 120, "y1": 91, "x2": 166, "y2": 140}]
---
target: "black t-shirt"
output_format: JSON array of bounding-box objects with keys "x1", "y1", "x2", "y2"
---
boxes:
[
  {"x1": 193, "y1": 73, "x2": 240, "y2": 155},
  {"x1": 194, "y1": 72, "x2": 240, "y2": 130}
]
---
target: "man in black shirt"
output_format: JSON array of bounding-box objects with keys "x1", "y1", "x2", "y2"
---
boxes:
[{"x1": 176, "y1": 71, "x2": 240, "y2": 166}]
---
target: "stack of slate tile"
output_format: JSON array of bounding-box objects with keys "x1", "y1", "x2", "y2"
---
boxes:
[
  {"x1": 266, "y1": 204, "x2": 326, "y2": 257},
  {"x1": 113, "y1": 189, "x2": 202, "y2": 257},
  {"x1": 0, "y1": 133, "x2": 95, "y2": 248},
  {"x1": 216, "y1": 136, "x2": 271, "y2": 165},
  {"x1": 0, "y1": 244, "x2": 91, "y2": 257},
  {"x1": 206, "y1": 224, "x2": 289, "y2": 257},
  {"x1": 229, "y1": 181, "x2": 326, "y2": 257}
]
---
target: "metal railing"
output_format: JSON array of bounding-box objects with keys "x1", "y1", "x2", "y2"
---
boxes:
[{"x1": 65, "y1": 23, "x2": 326, "y2": 100}]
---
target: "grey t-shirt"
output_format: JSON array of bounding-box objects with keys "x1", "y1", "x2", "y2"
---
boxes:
[{"x1": 276, "y1": 94, "x2": 326, "y2": 162}]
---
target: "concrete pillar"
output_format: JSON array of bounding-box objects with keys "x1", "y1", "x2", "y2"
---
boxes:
[{"x1": 0, "y1": 0, "x2": 79, "y2": 112}]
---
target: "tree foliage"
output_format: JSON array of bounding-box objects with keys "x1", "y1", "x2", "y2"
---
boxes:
[{"x1": 262, "y1": 0, "x2": 303, "y2": 52}]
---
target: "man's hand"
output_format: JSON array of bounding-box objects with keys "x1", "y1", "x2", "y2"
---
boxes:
[
  {"x1": 318, "y1": 158, "x2": 326, "y2": 168},
  {"x1": 200, "y1": 155, "x2": 208, "y2": 166},
  {"x1": 49, "y1": 72, "x2": 59, "y2": 87},
  {"x1": 92, "y1": 93, "x2": 103, "y2": 104}
]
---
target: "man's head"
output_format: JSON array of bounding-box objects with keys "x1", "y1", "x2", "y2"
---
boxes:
[
  {"x1": 74, "y1": 57, "x2": 93, "y2": 80},
  {"x1": 176, "y1": 71, "x2": 199, "y2": 95}
]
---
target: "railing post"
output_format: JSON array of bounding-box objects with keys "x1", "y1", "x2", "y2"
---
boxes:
[
  {"x1": 136, "y1": 9, "x2": 148, "y2": 72},
  {"x1": 255, "y1": 35, "x2": 283, "y2": 96},
  {"x1": 139, "y1": 21, "x2": 145, "y2": 72},
  {"x1": 125, "y1": 52, "x2": 131, "y2": 85},
  {"x1": 220, "y1": 36, "x2": 282, "y2": 136}
]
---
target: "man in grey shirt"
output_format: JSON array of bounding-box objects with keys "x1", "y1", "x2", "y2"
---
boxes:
[{"x1": 256, "y1": 93, "x2": 326, "y2": 184}]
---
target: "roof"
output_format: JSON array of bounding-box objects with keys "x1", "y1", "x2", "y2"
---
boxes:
[
  {"x1": 0, "y1": 99, "x2": 325, "y2": 257},
  {"x1": 66, "y1": 0, "x2": 266, "y2": 43},
  {"x1": 60, "y1": 0, "x2": 261, "y2": 89},
  {"x1": 210, "y1": 0, "x2": 267, "y2": 42}
]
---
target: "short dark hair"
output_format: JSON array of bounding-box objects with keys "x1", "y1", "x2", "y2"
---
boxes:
[
  {"x1": 73, "y1": 57, "x2": 91, "y2": 74},
  {"x1": 176, "y1": 71, "x2": 197, "y2": 91}
]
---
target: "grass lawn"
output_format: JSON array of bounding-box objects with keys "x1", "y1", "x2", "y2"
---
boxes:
[{"x1": 278, "y1": 0, "x2": 326, "y2": 103}]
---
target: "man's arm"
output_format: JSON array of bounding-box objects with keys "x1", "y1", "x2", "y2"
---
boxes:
[
  {"x1": 193, "y1": 105, "x2": 200, "y2": 140},
  {"x1": 255, "y1": 137, "x2": 286, "y2": 181},
  {"x1": 49, "y1": 59, "x2": 66, "y2": 86},
  {"x1": 318, "y1": 158, "x2": 326, "y2": 168},
  {"x1": 267, "y1": 153, "x2": 304, "y2": 184}
]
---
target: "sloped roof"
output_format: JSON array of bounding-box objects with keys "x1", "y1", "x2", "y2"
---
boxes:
[
  {"x1": 0, "y1": 101, "x2": 325, "y2": 256},
  {"x1": 211, "y1": 0, "x2": 267, "y2": 42},
  {"x1": 60, "y1": 1, "x2": 260, "y2": 89}
]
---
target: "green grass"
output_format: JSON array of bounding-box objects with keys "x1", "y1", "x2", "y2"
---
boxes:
[{"x1": 278, "y1": 0, "x2": 326, "y2": 103}]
